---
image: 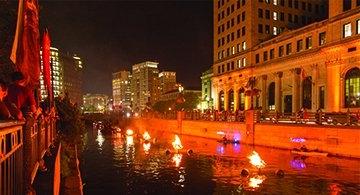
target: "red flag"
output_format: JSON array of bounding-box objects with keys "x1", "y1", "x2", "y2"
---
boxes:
[
  {"x1": 42, "y1": 29, "x2": 52, "y2": 100},
  {"x1": 10, "y1": 0, "x2": 40, "y2": 89}
]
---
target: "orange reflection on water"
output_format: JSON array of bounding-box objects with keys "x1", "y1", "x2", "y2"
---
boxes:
[
  {"x1": 143, "y1": 142, "x2": 151, "y2": 154},
  {"x1": 329, "y1": 182, "x2": 342, "y2": 195},
  {"x1": 172, "y1": 153, "x2": 182, "y2": 167},
  {"x1": 126, "y1": 135, "x2": 134, "y2": 146},
  {"x1": 248, "y1": 175, "x2": 266, "y2": 188},
  {"x1": 143, "y1": 131, "x2": 151, "y2": 141}
]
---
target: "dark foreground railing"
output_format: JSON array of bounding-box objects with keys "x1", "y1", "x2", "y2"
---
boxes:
[
  {"x1": 143, "y1": 110, "x2": 360, "y2": 126},
  {"x1": 0, "y1": 116, "x2": 56, "y2": 195}
]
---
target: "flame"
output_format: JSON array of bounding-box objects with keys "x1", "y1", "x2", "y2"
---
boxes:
[
  {"x1": 172, "y1": 153, "x2": 182, "y2": 167},
  {"x1": 172, "y1": 135, "x2": 183, "y2": 151},
  {"x1": 143, "y1": 131, "x2": 151, "y2": 141},
  {"x1": 248, "y1": 151, "x2": 266, "y2": 169},
  {"x1": 143, "y1": 142, "x2": 151, "y2": 154},
  {"x1": 126, "y1": 129, "x2": 134, "y2": 136},
  {"x1": 248, "y1": 175, "x2": 266, "y2": 188}
]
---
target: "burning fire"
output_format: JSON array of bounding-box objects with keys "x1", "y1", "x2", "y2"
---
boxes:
[
  {"x1": 126, "y1": 129, "x2": 134, "y2": 136},
  {"x1": 143, "y1": 131, "x2": 151, "y2": 141},
  {"x1": 172, "y1": 153, "x2": 182, "y2": 167},
  {"x1": 126, "y1": 135, "x2": 134, "y2": 146},
  {"x1": 248, "y1": 175, "x2": 266, "y2": 188},
  {"x1": 143, "y1": 142, "x2": 151, "y2": 154},
  {"x1": 248, "y1": 151, "x2": 266, "y2": 169},
  {"x1": 172, "y1": 135, "x2": 183, "y2": 151}
]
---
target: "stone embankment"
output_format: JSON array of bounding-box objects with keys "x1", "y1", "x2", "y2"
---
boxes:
[{"x1": 131, "y1": 118, "x2": 360, "y2": 158}]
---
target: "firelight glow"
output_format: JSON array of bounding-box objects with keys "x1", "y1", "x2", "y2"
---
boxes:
[
  {"x1": 143, "y1": 131, "x2": 151, "y2": 141},
  {"x1": 172, "y1": 153, "x2": 182, "y2": 167},
  {"x1": 126, "y1": 135, "x2": 134, "y2": 146},
  {"x1": 248, "y1": 151, "x2": 266, "y2": 169},
  {"x1": 143, "y1": 142, "x2": 151, "y2": 154},
  {"x1": 126, "y1": 129, "x2": 134, "y2": 136},
  {"x1": 248, "y1": 175, "x2": 266, "y2": 188},
  {"x1": 172, "y1": 135, "x2": 183, "y2": 151}
]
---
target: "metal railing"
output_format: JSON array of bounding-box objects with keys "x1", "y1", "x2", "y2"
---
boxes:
[
  {"x1": 0, "y1": 115, "x2": 56, "y2": 195},
  {"x1": 143, "y1": 110, "x2": 360, "y2": 126}
]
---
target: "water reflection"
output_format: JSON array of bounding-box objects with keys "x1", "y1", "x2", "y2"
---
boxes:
[
  {"x1": 248, "y1": 175, "x2": 266, "y2": 189},
  {"x1": 82, "y1": 128, "x2": 360, "y2": 194},
  {"x1": 172, "y1": 153, "x2": 182, "y2": 167}
]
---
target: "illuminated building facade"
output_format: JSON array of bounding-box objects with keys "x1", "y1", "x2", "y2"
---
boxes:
[
  {"x1": 159, "y1": 71, "x2": 177, "y2": 94},
  {"x1": 131, "y1": 61, "x2": 160, "y2": 111},
  {"x1": 83, "y1": 94, "x2": 108, "y2": 113},
  {"x1": 40, "y1": 47, "x2": 63, "y2": 100},
  {"x1": 112, "y1": 70, "x2": 132, "y2": 109},
  {"x1": 201, "y1": 68, "x2": 214, "y2": 110},
  {"x1": 212, "y1": 0, "x2": 360, "y2": 113},
  {"x1": 62, "y1": 54, "x2": 83, "y2": 105}
]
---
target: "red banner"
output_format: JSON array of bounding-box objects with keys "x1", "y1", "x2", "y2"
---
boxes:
[
  {"x1": 10, "y1": 0, "x2": 40, "y2": 89},
  {"x1": 42, "y1": 30, "x2": 52, "y2": 100}
]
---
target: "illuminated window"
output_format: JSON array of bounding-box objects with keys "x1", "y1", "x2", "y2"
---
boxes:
[
  {"x1": 273, "y1": 12, "x2": 278, "y2": 20},
  {"x1": 305, "y1": 36, "x2": 312, "y2": 49},
  {"x1": 297, "y1": 39, "x2": 303, "y2": 52},
  {"x1": 343, "y1": 23, "x2": 352, "y2": 38},
  {"x1": 286, "y1": 43, "x2": 292, "y2": 55},
  {"x1": 345, "y1": 67, "x2": 360, "y2": 108},
  {"x1": 242, "y1": 58, "x2": 246, "y2": 66},
  {"x1": 273, "y1": 26, "x2": 278, "y2": 35},
  {"x1": 273, "y1": 0, "x2": 278, "y2": 5},
  {"x1": 357, "y1": 20, "x2": 360, "y2": 34},
  {"x1": 319, "y1": 32, "x2": 326, "y2": 46},
  {"x1": 237, "y1": 59, "x2": 241, "y2": 68},
  {"x1": 239, "y1": 88, "x2": 245, "y2": 111},
  {"x1": 242, "y1": 41, "x2": 247, "y2": 50},
  {"x1": 232, "y1": 46, "x2": 236, "y2": 54}
]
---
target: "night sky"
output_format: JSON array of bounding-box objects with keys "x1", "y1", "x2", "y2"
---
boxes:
[{"x1": 39, "y1": 1, "x2": 213, "y2": 95}]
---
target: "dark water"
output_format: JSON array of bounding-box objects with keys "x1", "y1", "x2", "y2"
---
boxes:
[{"x1": 81, "y1": 128, "x2": 360, "y2": 194}]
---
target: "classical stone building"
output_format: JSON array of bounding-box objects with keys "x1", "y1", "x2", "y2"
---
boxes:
[{"x1": 212, "y1": 0, "x2": 360, "y2": 113}]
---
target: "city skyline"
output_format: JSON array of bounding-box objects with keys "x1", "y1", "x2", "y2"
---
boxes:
[{"x1": 39, "y1": 1, "x2": 213, "y2": 95}]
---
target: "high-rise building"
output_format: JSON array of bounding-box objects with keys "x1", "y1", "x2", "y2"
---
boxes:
[
  {"x1": 200, "y1": 68, "x2": 213, "y2": 110},
  {"x1": 62, "y1": 54, "x2": 83, "y2": 105},
  {"x1": 131, "y1": 61, "x2": 159, "y2": 111},
  {"x1": 112, "y1": 70, "x2": 132, "y2": 109},
  {"x1": 159, "y1": 71, "x2": 176, "y2": 94},
  {"x1": 212, "y1": 0, "x2": 360, "y2": 113},
  {"x1": 83, "y1": 94, "x2": 108, "y2": 114},
  {"x1": 40, "y1": 47, "x2": 63, "y2": 100}
]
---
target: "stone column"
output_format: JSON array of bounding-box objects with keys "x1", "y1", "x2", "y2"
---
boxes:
[
  {"x1": 234, "y1": 84, "x2": 239, "y2": 111},
  {"x1": 261, "y1": 75, "x2": 267, "y2": 112},
  {"x1": 275, "y1": 72, "x2": 283, "y2": 112},
  {"x1": 311, "y1": 64, "x2": 318, "y2": 111},
  {"x1": 326, "y1": 63, "x2": 341, "y2": 112},
  {"x1": 292, "y1": 68, "x2": 301, "y2": 113},
  {"x1": 224, "y1": 89, "x2": 229, "y2": 111}
]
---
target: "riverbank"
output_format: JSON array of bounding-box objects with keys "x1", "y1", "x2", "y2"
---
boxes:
[{"x1": 130, "y1": 118, "x2": 360, "y2": 158}]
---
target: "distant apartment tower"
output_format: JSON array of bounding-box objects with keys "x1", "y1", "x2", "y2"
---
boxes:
[
  {"x1": 112, "y1": 70, "x2": 132, "y2": 109},
  {"x1": 62, "y1": 54, "x2": 83, "y2": 105},
  {"x1": 83, "y1": 94, "x2": 108, "y2": 114},
  {"x1": 40, "y1": 47, "x2": 63, "y2": 100},
  {"x1": 131, "y1": 61, "x2": 159, "y2": 111},
  {"x1": 159, "y1": 71, "x2": 176, "y2": 94}
]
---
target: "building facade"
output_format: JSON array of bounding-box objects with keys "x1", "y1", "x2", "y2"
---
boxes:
[
  {"x1": 62, "y1": 54, "x2": 83, "y2": 105},
  {"x1": 212, "y1": 0, "x2": 360, "y2": 113},
  {"x1": 131, "y1": 61, "x2": 160, "y2": 111},
  {"x1": 40, "y1": 47, "x2": 63, "y2": 100},
  {"x1": 112, "y1": 70, "x2": 132, "y2": 109},
  {"x1": 159, "y1": 71, "x2": 177, "y2": 94},
  {"x1": 83, "y1": 94, "x2": 109, "y2": 114},
  {"x1": 200, "y1": 68, "x2": 214, "y2": 110}
]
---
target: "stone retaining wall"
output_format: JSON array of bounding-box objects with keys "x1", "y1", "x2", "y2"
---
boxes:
[{"x1": 131, "y1": 118, "x2": 360, "y2": 158}]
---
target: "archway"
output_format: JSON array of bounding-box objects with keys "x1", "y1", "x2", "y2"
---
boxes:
[
  {"x1": 238, "y1": 88, "x2": 245, "y2": 111},
  {"x1": 219, "y1": 91, "x2": 225, "y2": 111},
  {"x1": 228, "y1": 89, "x2": 234, "y2": 112},
  {"x1": 302, "y1": 77, "x2": 312, "y2": 109},
  {"x1": 268, "y1": 82, "x2": 275, "y2": 110},
  {"x1": 345, "y1": 67, "x2": 360, "y2": 108}
]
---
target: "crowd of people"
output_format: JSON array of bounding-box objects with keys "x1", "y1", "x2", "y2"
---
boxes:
[{"x1": 0, "y1": 71, "x2": 42, "y2": 121}]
